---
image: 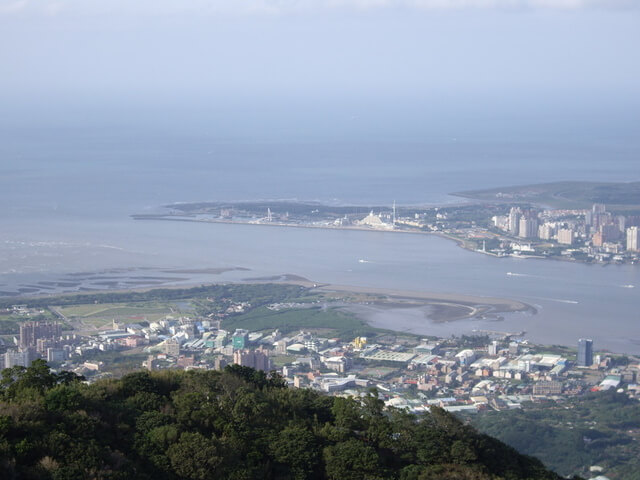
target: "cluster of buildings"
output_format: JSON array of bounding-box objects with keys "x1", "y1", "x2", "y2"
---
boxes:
[
  {"x1": 248, "y1": 201, "x2": 640, "y2": 264},
  {"x1": 128, "y1": 309, "x2": 640, "y2": 413},
  {"x1": 161, "y1": 201, "x2": 640, "y2": 265},
  {"x1": 0, "y1": 319, "x2": 82, "y2": 369},
  {"x1": 489, "y1": 204, "x2": 640, "y2": 262},
  {"x1": 277, "y1": 335, "x2": 640, "y2": 413},
  {"x1": 3, "y1": 305, "x2": 639, "y2": 414}
]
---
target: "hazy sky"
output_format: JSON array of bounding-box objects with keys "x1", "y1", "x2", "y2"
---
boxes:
[{"x1": 1, "y1": 0, "x2": 639, "y2": 136}]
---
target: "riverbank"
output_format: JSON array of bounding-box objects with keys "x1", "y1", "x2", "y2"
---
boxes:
[{"x1": 132, "y1": 214, "x2": 636, "y2": 267}]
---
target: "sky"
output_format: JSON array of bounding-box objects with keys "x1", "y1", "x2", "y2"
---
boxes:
[{"x1": 1, "y1": 0, "x2": 639, "y2": 139}]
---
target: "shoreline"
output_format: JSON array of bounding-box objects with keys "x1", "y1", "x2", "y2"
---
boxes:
[
  {"x1": 6, "y1": 278, "x2": 640, "y2": 355},
  {"x1": 312, "y1": 282, "x2": 534, "y2": 327},
  {"x1": 312, "y1": 283, "x2": 531, "y2": 312},
  {"x1": 1, "y1": 275, "x2": 533, "y2": 326},
  {"x1": 131, "y1": 214, "x2": 630, "y2": 267}
]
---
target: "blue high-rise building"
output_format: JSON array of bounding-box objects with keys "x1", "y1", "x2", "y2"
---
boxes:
[{"x1": 577, "y1": 338, "x2": 593, "y2": 367}]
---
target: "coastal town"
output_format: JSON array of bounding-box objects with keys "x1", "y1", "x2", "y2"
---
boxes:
[
  {"x1": 3, "y1": 297, "x2": 638, "y2": 415},
  {"x1": 134, "y1": 199, "x2": 640, "y2": 265}
]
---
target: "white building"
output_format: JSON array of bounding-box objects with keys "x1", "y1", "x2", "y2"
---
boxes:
[
  {"x1": 357, "y1": 211, "x2": 393, "y2": 230},
  {"x1": 455, "y1": 349, "x2": 476, "y2": 366},
  {"x1": 538, "y1": 223, "x2": 555, "y2": 240},
  {"x1": 508, "y1": 207, "x2": 522, "y2": 236},
  {"x1": 519, "y1": 216, "x2": 538, "y2": 238},
  {"x1": 626, "y1": 226, "x2": 640, "y2": 251},
  {"x1": 4, "y1": 350, "x2": 34, "y2": 368},
  {"x1": 557, "y1": 228, "x2": 574, "y2": 245}
]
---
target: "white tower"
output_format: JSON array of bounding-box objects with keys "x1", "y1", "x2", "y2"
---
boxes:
[{"x1": 392, "y1": 200, "x2": 396, "y2": 228}]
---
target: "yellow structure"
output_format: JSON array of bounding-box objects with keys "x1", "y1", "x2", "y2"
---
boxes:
[{"x1": 353, "y1": 336, "x2": 367, "y2": 349}]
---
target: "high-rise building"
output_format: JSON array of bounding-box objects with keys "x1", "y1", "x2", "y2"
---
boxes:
[
  {"x1": 519, "y1": 216, "x2": 538, "y2": 238},
  {"x1": 19, "y1": 321, "x2": 62, "y2": 349},
  {"x1": 508, "y1": 207, "x2": 522, "y2": 236},
  {"x1": 538, "y1": 223, "x2": 555, "y2": 240},
  {"x1": 586, "y1": 205, "x2": 608, "y2": 232},
  {"x1": 557, "y1": 229, "x2": 574, "y2": 245},
  {"x1": 4, "y1": 349, "x2": 36, "y2": 368},
  {"x1": 592, "y1": 231, "x2": 604, "y2": 247},
  {"x1": 600, "y1": 224, "x2": 621, "y2": 242},
  {"x1": 233, "y1": 349, "x2": 270, "y2": 371},
  {"x1": 577, "y1": 338, "x2": 593, "y2": 367},
  {"x1": 627, "y1": 226, "x2": 640, "y2": 252}
]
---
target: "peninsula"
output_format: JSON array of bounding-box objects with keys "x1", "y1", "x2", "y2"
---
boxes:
[{"x1": 132, "y1": 181, "x2": 640, "y2": 265}]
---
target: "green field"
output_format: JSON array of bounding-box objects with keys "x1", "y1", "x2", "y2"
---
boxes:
[
  {"x1": 56, "y1": 302, "x2": 178, "y2": 325},
  {"x1": 359, "y1": 366, "x2": 399, "y2": 379},
  {"x1": 270, "y1": 354, "x2": 296, "y2": 367},
  {"x1": 222, "y1": 306, "x2": 380, "y2": 340}
]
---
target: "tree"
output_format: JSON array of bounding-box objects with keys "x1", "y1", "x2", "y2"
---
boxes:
[
  {"x1": 167, "y1": 432, "x2": 222, "y2": 480},
  {"x1": 323, "y1": 439, "x2": 382, "y2": 480},
  {"x1": 270, "y1": 424, "x2": 320, "y2": 480}
]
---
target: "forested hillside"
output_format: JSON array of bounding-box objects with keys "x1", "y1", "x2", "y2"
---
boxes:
[
  {"x1": 472, "y1": 392, "x2": 640, "y2": 479},
  {"x1": 0, "y1": 361, "x2": 568, "y2": 480}
]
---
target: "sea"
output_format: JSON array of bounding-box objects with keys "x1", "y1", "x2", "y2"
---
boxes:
[{"x1": 1, "y1": 105, "x2": 640, "y2": 353}]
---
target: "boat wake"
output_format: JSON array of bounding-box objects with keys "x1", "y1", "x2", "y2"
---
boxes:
[{"x1": 525, "y1": 296, "x2": 579, "y2": 305}]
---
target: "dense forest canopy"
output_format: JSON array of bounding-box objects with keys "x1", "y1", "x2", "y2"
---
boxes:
[
  {"x1": 472, "y1": 391, "x2": 640, "y2": 479},
  {"x1": 0, "y1": 361, "x2": 570, "y2": 480}
]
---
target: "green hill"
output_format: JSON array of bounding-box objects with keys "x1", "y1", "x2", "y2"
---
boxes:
[
  {"x1": 453, "y1": 181, "x2": 640, "y2": 211},
  {"x1": 0, "y1": 360, "x2": 570, "y2": 480},
  {"x1": 471, "y1": 391, "x2": 640, "y2": 479}
]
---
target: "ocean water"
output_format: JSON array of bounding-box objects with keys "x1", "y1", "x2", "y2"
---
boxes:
[{"x1": 2, "y1": 110, "x2": 640, "y2": 353}]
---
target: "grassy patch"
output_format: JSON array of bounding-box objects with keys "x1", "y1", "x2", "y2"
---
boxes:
[
  {"x1": 359, "y1": 366, "x2": 398, "y2": 379},
  {"x1": 531, "y1": 344, "x2": 576, "y2": 357},
  {"x1": 222, "y1": 306, "x2": 379, "y2": 339},
  {"x1": 57, "y1": 302, "x2": 176, "y2": 322},
  {"x1": 270, "y1": 355, "x2": 295, "y2": 367}
]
